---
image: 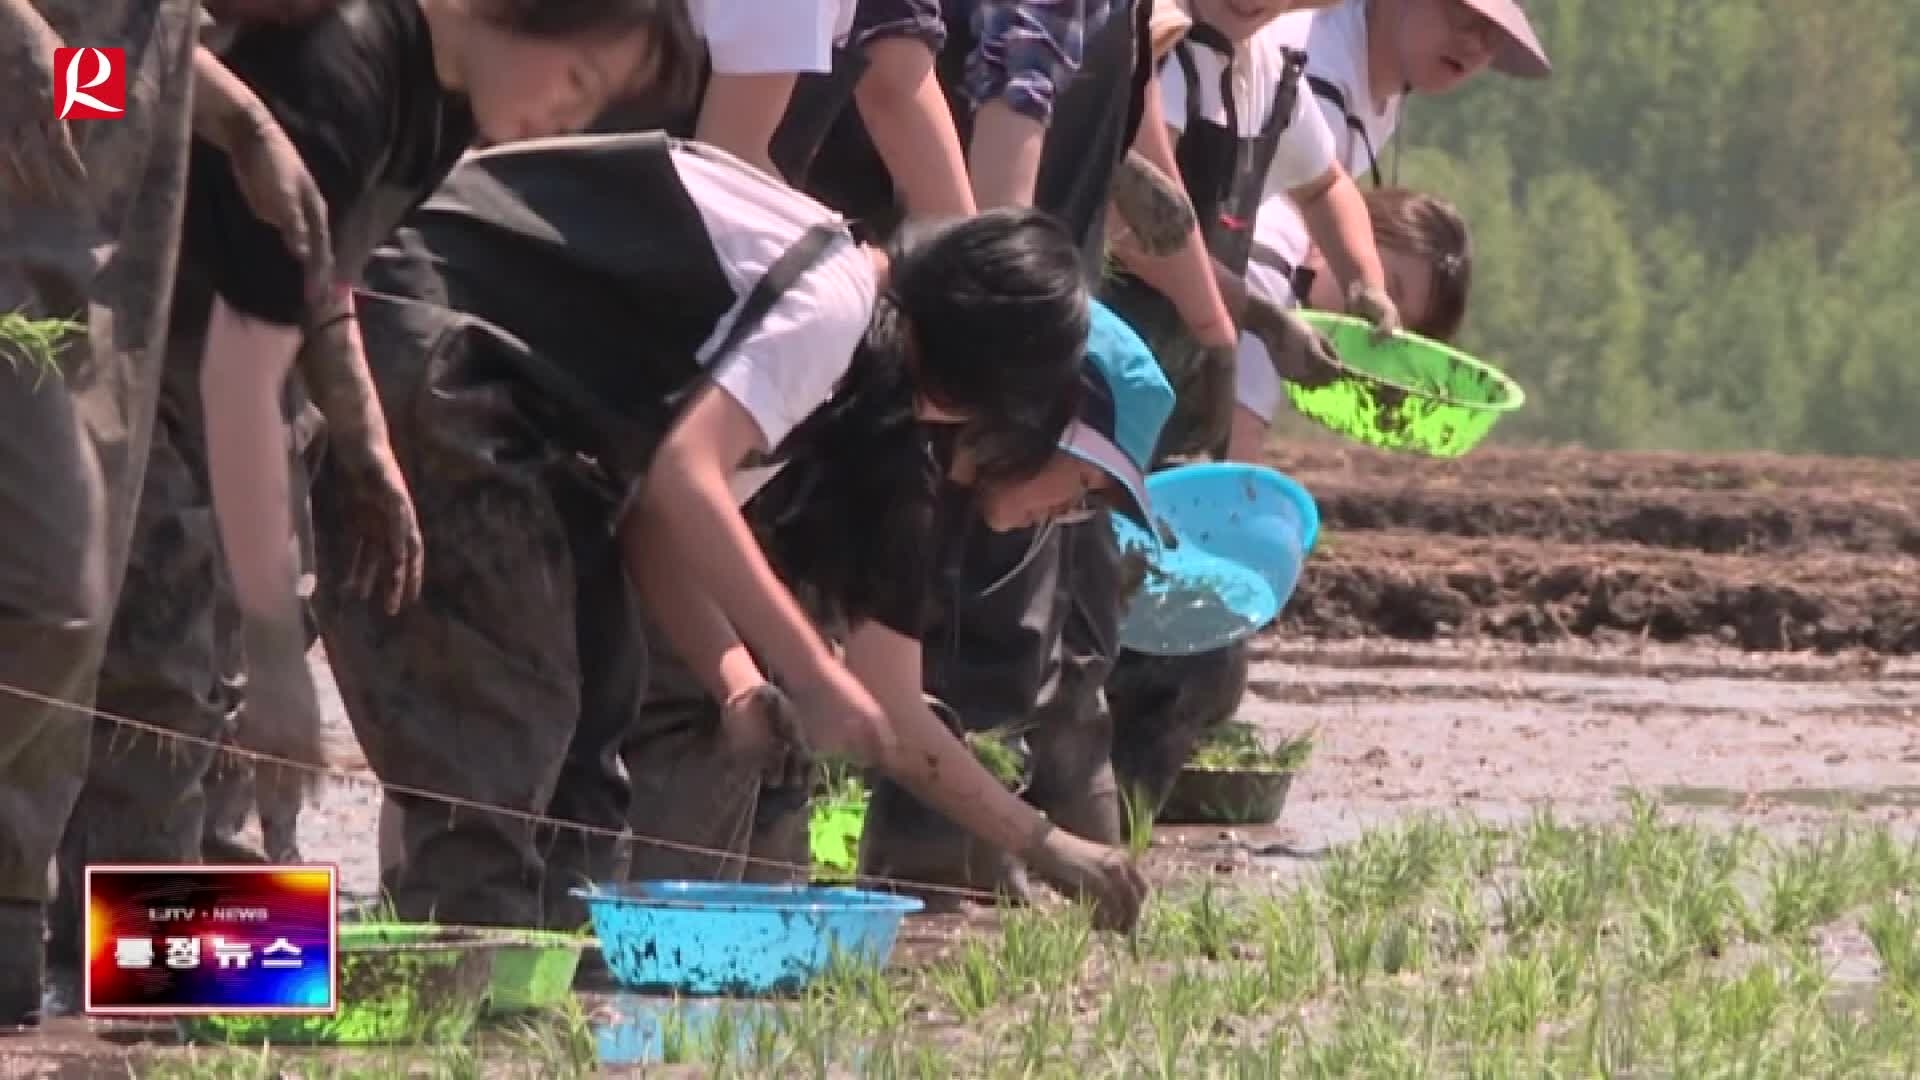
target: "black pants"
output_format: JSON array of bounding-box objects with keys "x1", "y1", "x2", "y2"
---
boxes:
[{"x1": 859, "y1": 510, "x2": 1126, "y2": 897}]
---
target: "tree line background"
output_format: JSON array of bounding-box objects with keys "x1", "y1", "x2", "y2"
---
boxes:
[{"x1": 1379, "y1": 0, "x2": 1918, "y2": 456}]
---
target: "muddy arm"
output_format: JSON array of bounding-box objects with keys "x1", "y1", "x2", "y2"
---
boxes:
[
  {"x1": 190, "y1": 44, "x2": 273, "y2": 153},
  {"x1": 295, "y1": 289, "x2": 389, "y2": 468}
]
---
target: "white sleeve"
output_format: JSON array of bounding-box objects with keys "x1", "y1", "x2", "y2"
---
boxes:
[
  {"x1": 1263, "y1": 75, "x2": 1339, "y2": 196},
  {"x1": 1158, "y1": 54, "x2": 1189, "y2": 136},
  {"x1": 1235, "y1": 330, "x2": 1284, "y2": 424},
  {"x1": 708, "y1": 235, "x2": 877, "y2": 453},
  {"x1": 696, "y1": 0, "x2": 843, "y2": 75}
]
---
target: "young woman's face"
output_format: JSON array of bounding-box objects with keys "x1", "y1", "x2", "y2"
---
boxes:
[
  {"x1": 1389, "y1": 0, "x2": 1502, "y2": 95},
  {"x1": 1303, "y1": 247, "x2": 1435, "y2": 333},
  {"x1": 975, "y1": 455, "x2": 1115, "y2": 532},
  {"x1": 457, "y1": 25, "x2": 658, "y2": 145}
]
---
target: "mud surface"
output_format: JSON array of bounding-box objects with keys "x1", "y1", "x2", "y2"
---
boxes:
[
  {"x1": 10, "y1": 446, "x2": 1918, "y2": 1069},
  {"x1": 1267, "y1": 444, "x2": 1920, "y2": 653}
]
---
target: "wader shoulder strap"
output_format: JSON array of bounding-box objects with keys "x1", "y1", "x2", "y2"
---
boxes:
[
  {"x1": 1306, "y1": 73, "x2": 1383, "y2": 188},
  {"x1": 609, "y1": 219, "x2": 849, "y2": 527},
  {"x1": 1248, "y1": 237, "x2": 1317, "y2": 307}
]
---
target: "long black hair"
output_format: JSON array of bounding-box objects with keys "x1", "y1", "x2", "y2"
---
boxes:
[{"x1": 758, "y1": 206, "x2": 1091, "y2": 635}]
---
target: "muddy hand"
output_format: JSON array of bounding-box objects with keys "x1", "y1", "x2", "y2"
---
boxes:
[
  {"x1": 1241, "y1": 294, "x2": 1343, "y2": 390},
  {"x1": 1024, "y1": 825, "x2": 1149, "y2": 932},
  {"x1": 1346, "y1": 280, "x2": 1402, "y2": 344},
  {"x1": 229, "y1": 114, "x2": 333, "y2": 299},
  {"x1": 238, "y1": 614, "x2": 328, "y2": 800},
  {"x1": 720, "y1": 681, "x2": 813, "y2": 789},
  {"x1": 0, "y1": 7, "x2": 87, "y2": 207},
  {"x1": 787, "y1": 664, "x2": 888, "y2": 764},
  {"x1": 1110, "y1": 150, "x2": 1196, "y2": 257},
  {"x1": 336, "y1": 449, "x2": 424, "y2": 615}
]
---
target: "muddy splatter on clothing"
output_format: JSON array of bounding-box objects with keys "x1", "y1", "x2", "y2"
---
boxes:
[{"x1": 0, "y1": 0, "x2": 199, "y2": 1020}]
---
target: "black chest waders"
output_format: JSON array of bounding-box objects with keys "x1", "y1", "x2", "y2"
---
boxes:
[
  {"x1": 1102, "y1": 33, "x2": 1308, "y2": 824},
  {"x1": 304, "y1": 133, "x2": 848, "y2": 932},
  {"x1": 857, "y1": 0, "x2": 1154, "y2": 905}
]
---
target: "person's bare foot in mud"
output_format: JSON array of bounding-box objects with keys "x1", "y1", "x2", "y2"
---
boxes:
[
  {"x1": 1241, "y1": 295, "x2": 1344, "y2": 389},
  {"x1": 1022, "y1": 826, "x2": 1148, "y2": 932},
  {"x1": 1110, "y1": 150, "x2": 1197, "y2": 257}
]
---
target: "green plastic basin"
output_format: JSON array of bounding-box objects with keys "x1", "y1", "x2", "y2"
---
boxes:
[
  {"x1": 482, "y1": 928, "x2": 592, "y2": 1014},
  {"x1": 1287, "y1": 312, "x2": 1525, "y2": 457},
  {"x1": 175, "y1": 923, "x2": 495, "y2": 1045}
]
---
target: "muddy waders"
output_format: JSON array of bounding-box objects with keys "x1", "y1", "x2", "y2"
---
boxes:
[
  {"x1": 317, "y1": 134, "x2": 846, "y2": 929},
  {"x1": 1099, "y1": 34, "x2": 1309, "y2": 814},
  {"x1": 0, "y1": 0, "x2": 198, "y2": 1025},
  {"x1": 855, "y1": 0, "x2": 1152, "y2": 902}
]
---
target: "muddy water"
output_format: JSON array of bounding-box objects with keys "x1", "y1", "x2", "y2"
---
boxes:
[
  {"x1": 1159, "y1": 639, "x2": 1920, "y2": 874},
  {"x1": 295, "y1": 637, "x2": 1920, "y2": 902}
]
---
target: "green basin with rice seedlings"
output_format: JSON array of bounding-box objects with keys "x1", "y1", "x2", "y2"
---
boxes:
[
  {"x1": 174, "y1": 923, "x2": 497, "y2": 1046},
  {"x1": 1288, "y1": 311, "x2": 1524, "y2": 458},
  {"x1": 808, "y1": 725, "x2": 1029, "y2": 881},
  {"x1": 481, "y1": 927, "x2": 593, "y2": 1014},
  {"x1": 1160, "y1": 724, "x2": 1314, "y2": 826}
]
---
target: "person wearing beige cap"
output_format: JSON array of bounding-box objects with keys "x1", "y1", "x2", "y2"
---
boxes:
[{"x1": 1104, "y1": 0, "x2": 1551, "y2": 819}]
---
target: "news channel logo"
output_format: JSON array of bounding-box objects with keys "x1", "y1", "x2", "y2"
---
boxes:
[{"x1": 84, "y1": 865, "x2": 337, "y2": 1015}]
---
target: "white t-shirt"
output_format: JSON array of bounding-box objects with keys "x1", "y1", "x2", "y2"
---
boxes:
[
  {"x1": 1250, "y1": 0, "x2": 1404, "y2": 305},
  {"x1": 672, "y1": 147, "x2": 877, "y2": 504},
  {"x1": 689, "y1": 0, "x2": 858, "y2": 76},
  {"x1": 1158, "y1": 26, "x2": 1338, "y2": 199},
  {"x1": 1237, "y1": 0, "x2": 1403, "y2": 419}
]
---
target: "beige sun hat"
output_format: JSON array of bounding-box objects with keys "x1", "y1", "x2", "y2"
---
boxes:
[{"x1": 1458, "y1": 0, "x2": 1552, "y2": 79}]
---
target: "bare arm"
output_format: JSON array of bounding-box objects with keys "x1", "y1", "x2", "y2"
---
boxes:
[
  {"x1": 844, "y1": 621, "x2": 1149, "y2": 928},
  {"x1": 634, "y1": 385, "x2": 842, "y2": 699},
  {"x1": 191, "y1": 43, "x2": 272, "y2": 152},
  {"x1": 695, "y1": 73, "x2": 799, "y2": 178},
  {"x1": 295, "y1": 288, "x2": 387, "y2": 466},
  {"x1": 1291, "y1": 164, "x2": 1386, "y2": 301},
  {"x1": 841, "y1": 622, "x2": 1055, "y2": 855},
  {"x1": 620, "y1": 506, "x2": 768, "y2": 705}
]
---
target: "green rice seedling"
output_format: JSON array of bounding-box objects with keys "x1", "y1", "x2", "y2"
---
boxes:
[
  {"x1": 1438, "y1": 876, "x2": 1488, "y2": 959},
  {"x1": 1763, "y1": 825, "x2": 1864, "y2": 939},
  {"x1": 1258, "y1": 891, "x2": 1327, "y2": 1002},
  {"x1": 0, "y1": 311, "x2": 82, "y2": 387},
  {"x1": 998, "y1": 904, "x2": 1092, "y2": 993},
  {"x1": 1094, "y1": 976, "x2": 1149, "y2": 1051},
  {"x1": 1376, "y1": 912, "x2": 1429, "y2": 977},
  {"x1": 928, "y1": 938, "x2": 1001, "y2": 1020},
  {"x1": 1295, "y1": 1003, "x2": 1428, "y2": 1080},
  {"x1": 1328, "y1": 908, "x2": 1384, "y2": 985},
  {"x1": 1186, "y1": 879, "x2": 1239, "y2": 961},
  {"x1": 1465, "y1": 950, "x2": 1558, "y2": 1042},
  {"x1": 1865, "y1": 895, "x2": 1920, "y2": 998}
]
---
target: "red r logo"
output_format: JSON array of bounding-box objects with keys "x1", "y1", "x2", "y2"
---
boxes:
[{"x1": 53, "y1": 48, "x2": 127, "y2": 120}]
